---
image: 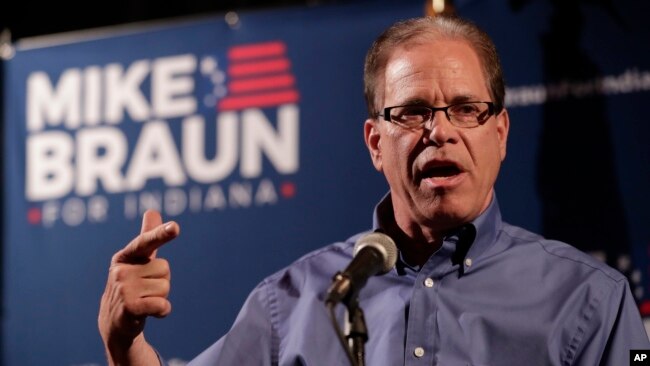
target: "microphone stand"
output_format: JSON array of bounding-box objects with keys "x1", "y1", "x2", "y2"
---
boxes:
[
  {"x1": 346, "y1": 297, "x2": 368, "y2": 366},
  {"x1": 326, "y1": 232, "x2": 397, "y2": 365}
]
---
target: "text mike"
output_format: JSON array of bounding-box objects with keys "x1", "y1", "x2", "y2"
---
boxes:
[{"x1": 325, "y1": 232, "x2": 398, "y2": 306}]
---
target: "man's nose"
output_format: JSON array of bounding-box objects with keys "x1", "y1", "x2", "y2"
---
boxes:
[{"x1": 422, "y1": 111, "x2": 457, "y2": 146}]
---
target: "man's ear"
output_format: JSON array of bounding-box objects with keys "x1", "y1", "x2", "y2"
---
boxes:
[
  {"x1": 495, "y1": 108, "x2": 510, "y2": 161},
  {"x1": 364, "y1": 118, "x2": 383, "y2": 172}
]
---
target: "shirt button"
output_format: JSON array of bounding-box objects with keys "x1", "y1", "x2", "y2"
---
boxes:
[
  {"x1": 424, "y1": 278, "x2": 435, "y2": 287},
  {"x1": 465, "y1": 258, "x2": 473, "y2": 267},
  {"x1": 414, "y1": 347, "x2": 425, "y2": 358}
]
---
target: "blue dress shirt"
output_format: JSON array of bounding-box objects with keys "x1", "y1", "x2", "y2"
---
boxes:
[{"x1": 176, "y1": 194, "x2": 649, "y2": 365}]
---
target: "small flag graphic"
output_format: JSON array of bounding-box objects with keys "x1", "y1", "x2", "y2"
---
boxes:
[{"x1": 218, "y1": 41, "x2": 300, "y2": 111}]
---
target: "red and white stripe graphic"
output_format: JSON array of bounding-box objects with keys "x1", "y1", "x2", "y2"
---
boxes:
[{"x1": 218, "y1": 41, "x2": 300, "y2": 110}]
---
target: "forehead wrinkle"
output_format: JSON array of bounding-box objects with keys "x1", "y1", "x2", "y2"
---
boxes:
[
  {"x1": 385, "y1": 62, "x2": 437, "y2": 103},
  {"x1": 385, "y1": 48, "x2": 489, "y2": 107},
  {"x1": 386, "y1": 68, "x2": 465, "y2": 107}
]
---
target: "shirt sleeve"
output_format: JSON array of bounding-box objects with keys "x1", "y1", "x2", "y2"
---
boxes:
[
  {"x1": 186, "y1": 280, "x2": 276, "y2": 366},
  {"x1": 573, "y1": 278, "x2": 650, "y2": 366}
]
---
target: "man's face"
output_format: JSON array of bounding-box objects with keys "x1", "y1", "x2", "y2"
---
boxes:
[{"x1": 364, "y1": 38, "x2": 509, "y2": 238}]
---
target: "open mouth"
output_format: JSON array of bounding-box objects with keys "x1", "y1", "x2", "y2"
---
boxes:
[
  {"x1": 417, "y1": 160, "x2": 463, "y2": 183},
  {"x1": 423, "y1": 165, "x2": 461, "y2": 178}
]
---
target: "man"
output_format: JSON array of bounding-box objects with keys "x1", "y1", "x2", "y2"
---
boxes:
[{"x1": 99, "y1": 15, "x2": 650, "y2": 365}]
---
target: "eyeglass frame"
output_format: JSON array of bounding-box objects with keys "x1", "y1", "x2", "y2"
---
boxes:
[{"x1": 377, "y1": 101, "x2": 498, "y2": 129}]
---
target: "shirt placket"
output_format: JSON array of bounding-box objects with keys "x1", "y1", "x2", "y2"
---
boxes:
[{"x1": 404, "y1": 249, "x2": 455, "y2": 366}]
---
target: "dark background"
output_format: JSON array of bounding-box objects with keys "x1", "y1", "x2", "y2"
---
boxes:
[{"x1": 0, "y1": 0, "x2": 354, "y2": 41}]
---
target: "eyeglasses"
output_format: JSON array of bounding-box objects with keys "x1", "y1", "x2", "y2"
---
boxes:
[{"x1": 378, "y1": 102, "x2": 496, "y2": 129}]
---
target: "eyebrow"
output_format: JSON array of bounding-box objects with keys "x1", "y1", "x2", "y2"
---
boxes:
[
  {"x1": 402, "y1": 98, "x2": 429, "y2": 106},
  {"x1": 448, "y1": 94, "x2": 480, "y2": 104},
  {"x1": 397, "y1": 94, "x2": 482, "y2": 107}
]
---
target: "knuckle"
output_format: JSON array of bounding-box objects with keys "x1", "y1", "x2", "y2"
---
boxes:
[
  {"x1": 151, "y1": 298, "x2": 172, "y2": 318},
  {"x1": 160, "y1": 280, "x2": 171, "y2": 295},
  {"x1": 110, "y1": 251, "x2": 122, "y2": 264},
  {"x1": 156, "y1": 258, "x2": 170, "y2": 273},
  {"x1": 110, "y1": 266, "x2": 126, "y2": 281},
  {"x1": 123, "y1": 297, "x2": 138, "y2": 313},
  {"x1": 115, "y1": 282, "x2": 128, "y2": 298}
]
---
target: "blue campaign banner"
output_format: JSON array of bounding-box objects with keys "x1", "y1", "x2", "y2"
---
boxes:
[
  {"x1": 2, "y1": 1, "x2": 424, "y2": 365},
  {"x1": 2, "y1": 0, "x2": 649, "y2": 365}
]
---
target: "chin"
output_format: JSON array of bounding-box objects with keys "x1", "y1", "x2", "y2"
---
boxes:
[
  {"x1": 421, "y1": 207, "x2": 468, "y2": 231},
  {"x1": 419, "y1": 196, "x2": 478, "y2": 230}
]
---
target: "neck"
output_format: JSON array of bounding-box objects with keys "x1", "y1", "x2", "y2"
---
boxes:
[{"x1": 383, "y1": 214, "x2": 444, "y2": 267}]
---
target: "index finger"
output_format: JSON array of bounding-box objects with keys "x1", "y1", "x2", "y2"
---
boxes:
[
  {"x1": 141, "y1": 209, "x2": 163, "y2": 235},
  {"x1": 113, "y1": 212, "x2": 180, "y2": 264}
]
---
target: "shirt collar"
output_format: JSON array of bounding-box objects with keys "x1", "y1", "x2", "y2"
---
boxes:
[
  {"x1": 371, "y1": 191, "x2": 502, "y2": 275},
  {"x1": 464, "y1": 192, "x2": 502, "y2": 273}
]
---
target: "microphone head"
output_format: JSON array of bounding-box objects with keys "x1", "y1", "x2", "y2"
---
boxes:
[{"x1": 353, "y1": 232, "x2": 398, "y2": 275}]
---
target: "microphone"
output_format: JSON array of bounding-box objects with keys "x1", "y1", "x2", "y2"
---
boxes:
[{"x1": 325, "y1": 232, "x2": 398, "y2": 305}]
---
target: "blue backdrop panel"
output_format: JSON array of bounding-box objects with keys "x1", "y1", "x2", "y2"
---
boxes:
[
  {"x1": 2, "y1": 1, "x2": 423, "y2": 365},
  {"x1": 2, "y1": 1, "x2": 649, "y2": 365}
]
